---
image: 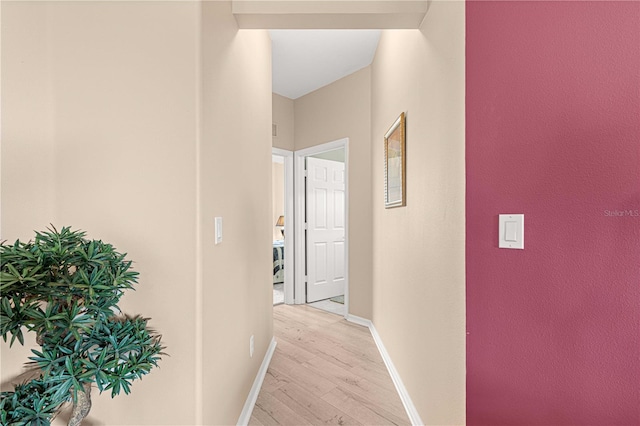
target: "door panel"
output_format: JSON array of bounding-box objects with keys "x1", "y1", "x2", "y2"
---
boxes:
[
  {"x1": 314, "y1": 188, "x2": 327, "y2": 229},
  {"x1": 334, "y1": 190, "x2": 345, "y2": 229},
  {"x1": 314, "y1": 242, "x2": 327, "y2": 283},
  {"x1": 306, "y1": 157, "x2": 346, "y2": 303}
]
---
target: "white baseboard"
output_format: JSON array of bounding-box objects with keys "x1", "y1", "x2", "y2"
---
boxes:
[
  {"x1": 236, "y1": 337, "x2": 277, "y2": 426},
  {"x1": 345, "y1": 314, "x2": 372, "y2": 328},
  {"x1": 369, "y1": 324, "x2": 424, "y2": 426},
  {"x1": 346, "y1": 314, "x2": 424, "y2": 426}
]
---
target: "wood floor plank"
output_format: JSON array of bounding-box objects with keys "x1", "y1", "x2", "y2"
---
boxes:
[
  {"x1": 321, "y1": 387, "x2": 410, "y2": 426},
  {"x1": 348, "y1": 363, "x2": 399, "y2": 392},
  {"x1": 275, "y1": 327, "x2": 356, "y2": 371},
  {"x1": 303, "y1": 354, "x2": 409, "y2": 420},
  {"x1": 271, "y1": 382, "x2": 363, "y2": 426},
  {"x1": 272, "y1": 337, "x2": 317, "y2": 364},
  {"x1": 306, "y1": 327, "x2": 387, "y2": 369},
  {"x1": 276, "y1": 304, "x2": 342, "y2": 327},
  {"x1": 268, "y1": 354, "x2": 337, "y2": 397},
  {"x1": 250, "y1": 305, "x2": 411, "y2": 425},
  {"x1": 248, "y1": 413, "x2": 266, "y2": 426},
  {"x1": 261, "y1": 364, "x2": 291, "y2": 394},
  {"x1": 253, "y1": 391, "x2": 314, "y2": 426},
  {"x1": 276, "y1": 323, "x2": 386, "y2": 373}
]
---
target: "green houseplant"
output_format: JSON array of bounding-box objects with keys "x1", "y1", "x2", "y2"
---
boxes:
[{"x1": 0, "y1": 226, "x2": 164, "y2": 426}]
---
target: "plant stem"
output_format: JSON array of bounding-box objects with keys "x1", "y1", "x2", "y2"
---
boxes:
[{"x1": 68, "y1": 383, "x2": 92, "y2": 426}]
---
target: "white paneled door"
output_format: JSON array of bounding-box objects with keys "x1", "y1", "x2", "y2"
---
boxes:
[{"x1": 306, "y1": 157, "x2": 346, "y2": 303}]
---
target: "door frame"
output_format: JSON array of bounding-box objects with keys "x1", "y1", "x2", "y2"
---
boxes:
[
  {"x1": 294, "y1": 138, "x2": 349, "y2": 318},
  {"x1": 272, "y1": 148, "x2": 294, "y2": 305}
]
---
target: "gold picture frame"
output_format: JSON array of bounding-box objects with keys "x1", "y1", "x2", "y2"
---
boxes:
[{"x1": 384, "y1": 112, "x2": 406, "y2": 208}]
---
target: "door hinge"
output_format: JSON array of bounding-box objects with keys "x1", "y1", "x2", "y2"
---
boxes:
[
  {"x1": 304, "y1": 275, "x2": 308, "y2": 283},
  {"x1": 304, "y1": 170, "x2": 308, "y2": 177},
  {"x1": 304, "y1": 223, "x2": 308, "y2": 230}
]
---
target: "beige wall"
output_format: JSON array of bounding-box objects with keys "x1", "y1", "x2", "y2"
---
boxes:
[
  {"x1": 1, "y1": 1, "x2": 57, "y2": 391},
  {"x1": 0, "y1": 1, "x2": 56, "y2": 241},
  {"x1": 51, "y1": 3, "x2": 200, "y2": 424},
  {"x1": 199, "y1": 2, "x2": 273, "y2": 424},
  {"x1": 294, "y1": 67, "x2": 373, "y2": 320},
  {"x1": 1, "y1": 1, "x2": 273, "y2": 424},
  {"x1": 1, "y1": 2, "x2": 200, "y2": 424},
  {"x1": 272, "y1": 93, "x2": 295, "y2": 151},
  {"x1": 371, "y1": 2, "x2": 466, "y2": 424},
  {"x1": 272, "y1": 161, "x2": 285, "y2": 240}
]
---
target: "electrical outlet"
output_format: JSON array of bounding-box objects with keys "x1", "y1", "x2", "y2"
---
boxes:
[{"x1": 249, "y1": 335, "x2": 254, "y2": 358}]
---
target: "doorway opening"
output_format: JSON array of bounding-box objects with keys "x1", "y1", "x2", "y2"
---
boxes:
[
  {"x1": 294, "y1": 138, "x2": 349, "y2": 318},
  {"x1": 271, "y1": 148, "x2": 293, "y2": 306}
]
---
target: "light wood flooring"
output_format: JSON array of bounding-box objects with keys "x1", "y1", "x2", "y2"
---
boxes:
[{"x1": 249, "y1": 304, "x2": 411, "y2": 426}]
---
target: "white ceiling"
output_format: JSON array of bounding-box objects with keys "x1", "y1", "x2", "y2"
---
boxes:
[{"x1": 270, "y1": 30, "x2": 382, "y2": 100}]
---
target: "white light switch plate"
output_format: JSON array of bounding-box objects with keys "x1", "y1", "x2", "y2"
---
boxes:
[
  {"x1": 215, "y1": 217, "x2": 223, "y2": 245},
  {"x1": 499, "y1": 214, "x2": 524, "y2": 249}
]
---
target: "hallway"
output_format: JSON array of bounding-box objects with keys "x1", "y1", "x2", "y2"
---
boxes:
[{"x1": 249, "y1": 305, "x2": 410, "y2": 425}]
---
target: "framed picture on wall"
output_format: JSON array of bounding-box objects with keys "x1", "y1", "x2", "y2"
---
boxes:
[{"x1": 384, "y1": 112, "x2": 406, "y2": 208}]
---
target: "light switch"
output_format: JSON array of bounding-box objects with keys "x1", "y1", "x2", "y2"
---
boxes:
[
  {"x1": 504, "y1": 221, "x2": 518, "y2": 242},
  {"x1": 499, "y1": 214, "x2": 524, "y2": 249},
  {"x1": 215, "y1": 217, "x2": 223, "y2": 245}
]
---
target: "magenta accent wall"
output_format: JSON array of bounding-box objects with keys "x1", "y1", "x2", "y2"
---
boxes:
[{"x1": 466, "y1": 1, "x2": 640, "y2": 424}]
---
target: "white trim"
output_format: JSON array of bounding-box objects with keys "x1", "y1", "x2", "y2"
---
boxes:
[
  {"x1": 272, "y1": 148, "x2": 294, "y2": 305},
  {"x1": 293, "y1": 138, "x2": 349, "y2": 318},
  {"x1": 345, "y1": 315, "x2": 424, "y2": 426},
  {"x1": 236, "y1": 337, "x2": 278, "y2": 426},
  {"x1": 294, "y1": 138, "x2": 348, "y2": 158},
  {"x1": 343, "y1": 142, "x2": 350, "y2": 319},
  {"x1": 272, "y1": 148, "x2": 292, "y2": 157},
  {"x1": 369, "y1": 324, "x2": 424, "y2": 426},
  {"x1": 345, "y1": 314, "x2": 372, "y2": 328},
  {"x1": 293, "y1": 152, "x2": 306, "y2": 304}
]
